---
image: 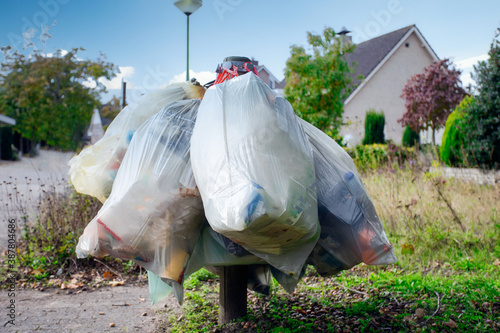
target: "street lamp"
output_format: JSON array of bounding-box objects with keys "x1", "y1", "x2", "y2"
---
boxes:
[{"x1": 174, "y1": 0, "x2": 203, "y2": 81}]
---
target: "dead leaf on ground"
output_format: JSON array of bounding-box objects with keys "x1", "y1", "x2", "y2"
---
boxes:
[
  {"x1": 444, "y1": 319, "x2": 458, "y2": 328},
  {"x1": 103, "y1": 271, "x2": 116, "y2": 280},
  {"x1": 29, "y1": 268, "x2": 45, "y2": 275},
  {"x1": 108, "y1": 280, "x2": 125, "y2": 287},
  {"x1": 48, "y1": 278, "x2": 62, "y2": 287},
  {"x1": 61, "y1": 278, "x2": 83, "y2": 290},
  {"x1": 493, "y1": 259, "x2": 500, "y2": 266}
]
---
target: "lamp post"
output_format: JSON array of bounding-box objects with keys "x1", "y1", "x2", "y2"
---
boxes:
[{"x1": 174, "y1": 0, "x2": 203, "y2": 81}]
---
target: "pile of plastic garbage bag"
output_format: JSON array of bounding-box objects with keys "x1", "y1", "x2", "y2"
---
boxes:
[{"x1": 71, "y1": 72, "x2": 397, "y2": 304}]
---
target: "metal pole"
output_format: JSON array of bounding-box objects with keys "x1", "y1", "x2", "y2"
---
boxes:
[
  {"x1": 186, "y1": 15, "x2": 190, "y2": 81},
  {"x1": 219, "y1": 265, "x2": 247, "y2": 324}
]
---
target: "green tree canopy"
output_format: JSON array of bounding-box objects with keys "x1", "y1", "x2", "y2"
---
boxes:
[
  {"x1": 463, "y1": 28, "x2": 500, "y2": 168},
  {"x1": 284, "y1": 27, "x2": 355, "y2": 139},
  {"x1": 0, "y1": 47, "x2": 116, "y2": 151}
]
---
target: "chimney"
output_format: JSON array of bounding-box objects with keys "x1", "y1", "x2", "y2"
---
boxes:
[{"x1": 337, "y1": 26, "x2": 352, "y2": 46}]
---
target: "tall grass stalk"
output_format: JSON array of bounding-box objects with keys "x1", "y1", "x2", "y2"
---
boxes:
[{"x1": 362, "y1": 163, "x2": 500, "y2": 270}]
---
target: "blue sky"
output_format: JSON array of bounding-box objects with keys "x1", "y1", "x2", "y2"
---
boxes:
[{"x1": 1, "y1": 0, "x2": 499, "y2": 103}]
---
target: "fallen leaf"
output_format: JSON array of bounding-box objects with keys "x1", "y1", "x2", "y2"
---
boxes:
[
  {"x1": 295, "y1": 308, "x2": 307, "y2": 315},
  {"x1": 29, "y1": 268, "x2": 45, "y2": 275},
  {"x1": 48, "y1": 278, "x2": 62, "y2": 286},
  {"x1": 401, "y1": 244, "x2": 415, "y2": 255},
  {"x1": 108, "y1": 280, "x2": 124, "y2": 287},
  {"x1": 61, "y1": 278, "x2": 83, "y2": 290},
  {"x1": 103, "y1": 271, "x2": 116, "y2": 280},
  {"x1": 444, "y1": 319, "x2": 458, "y2": 328},
  {"x1": 493, "y1": 259, "x2": 500, "y2": 266}
]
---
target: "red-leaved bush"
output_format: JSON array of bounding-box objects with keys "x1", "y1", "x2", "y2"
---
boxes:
[{"x1": 399, "y1": 59, "x2": 466, "y2": 145}]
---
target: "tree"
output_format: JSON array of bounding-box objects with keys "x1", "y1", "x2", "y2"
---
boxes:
[
  {"x1": 100, "y1": 96, "x2": 122, "y2": 121},
  {"x1": 362, "y1": 109, "x2": 385, "y2": 145},
  {"x1": 398, "y1": 59, "x2": 466, "y2": 146},
  {"x1": 462, "y1": 28, "x2": 500, "y2": 169},
  {"x1": 0, "y1": 48, "x2": 116, "y2": 151},
  {"x1": 440, "y1": 96, "x2": 473, "y2": 166},
  {"x1": 284, "y1": 27, "x2": 355, "y2": 139},
  {"x1": 402, "y1": 125, "x2": 420, "y2": 147}
]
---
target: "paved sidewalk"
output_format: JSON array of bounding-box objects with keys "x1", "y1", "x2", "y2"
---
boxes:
[
  {"x1": 2, "y1": 285, "x2": 180, "y2": 333},
  {"x1": 0, "y1": 150, "x2": 75, "y2": 251}
]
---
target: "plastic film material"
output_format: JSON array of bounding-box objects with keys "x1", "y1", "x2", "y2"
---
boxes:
[
  {"x1": 68, "y1": 83, "x2": 190, "y2": 202},
  {"x1": 298, "y1": 118, "x2": 398, "y2": 276},
  {"x1": 190, "y1": 73, "x2": 319, "y2": 277},
  {"x1": 76, "y1": 100, "x2": 204, "y2": 284}
]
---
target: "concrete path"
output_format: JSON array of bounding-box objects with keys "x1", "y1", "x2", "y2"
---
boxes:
[
  {"x1": 0, "y1": 150, "x2": 75, "y2": 250},
  {"x1": 2, "y1": 285, "x2": 180, "y2": 333}
]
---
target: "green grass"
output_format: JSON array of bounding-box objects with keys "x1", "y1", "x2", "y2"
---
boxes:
[
  {"x1": 159, "y1": 266, "x2": 500, "y2": 332},
  {"x1": 156, "y1": 163, "x2": 500, "y2": 333}
]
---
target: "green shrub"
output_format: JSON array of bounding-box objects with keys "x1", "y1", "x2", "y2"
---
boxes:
[
  {"x1": 362, "y1": 109, "x2": 385, "y2": 145},
  {"x1": 402, "y1": 125, "x2": 420, "y2": 147},
  {"x1": 440, "y1": 96, "x2": 471, "y2": 166},
  {"x1": 345, "y1": 143, "x2": 415, "y2": 171}
]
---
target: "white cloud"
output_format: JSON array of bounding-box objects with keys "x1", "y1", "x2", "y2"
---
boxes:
[
  {"x1": 455, "y1": 54, "x2": 489, "y2": 88},
  {"x1": 99, "y1": 66, "x2": 135, "y2": 90},
  {"x1": 83, "y1": 66, "x2": 135, "y2": 90},
  {"x1": 169, "y1": 70, "x2": 216, "y2": 85},
  {"x1": 456, "y1": 54, "x2": 489, "y2": 69},
  {"x1": 45, "y1": 49, "x2": 69, "y2": 58}
]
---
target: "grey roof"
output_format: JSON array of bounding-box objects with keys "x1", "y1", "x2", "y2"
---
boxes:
[
  {"x1": 0, "y1": 114, "x2": 16, "y2": 126},
  {"x1": 347, "y1": 25, "x2": 414, "y2": 88}
]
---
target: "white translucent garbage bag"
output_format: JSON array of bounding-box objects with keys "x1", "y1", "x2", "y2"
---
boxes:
[
  {"x1": 68, "y1": 82, "x2": 199, "y2": 203},
  {"x1": 190, "y1": 73, "x2": 319, "y2": 277},
  {"x1": 76, "y1": 99, "x2": 204, "y2": 284},
  {"x1": 298, "y1": 119, "x2": 398, "y2": 276}
]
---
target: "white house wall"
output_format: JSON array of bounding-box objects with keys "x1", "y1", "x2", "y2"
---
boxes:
[{"x1": 341, "y1": 32, "x2": 436, "y2": 146}]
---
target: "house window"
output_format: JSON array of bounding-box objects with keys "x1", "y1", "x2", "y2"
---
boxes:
[{"x1": 405, "y1": 42, "x2": 410, "y2": 48}]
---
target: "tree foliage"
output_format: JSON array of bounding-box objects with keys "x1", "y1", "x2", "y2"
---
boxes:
[
  {"x1": 398, "y1": 59, "x2": 466, "y2": 146},
  {"x1": 100, "y1": 96, "x2": 122, "y2": 121},
  {"x1": 461, "y1": 28, "x2": 500, "y2": 168},
  {"x1": 440, "y1": 96, "x2": 473, "y2": 166},
  {"x1": 284, "y1": 27, "x2": 355, "y2": 139},
  {"x1": 0, "y1": 48, "x2": 116, "y2": 151},
  {"x1": 402, "y1": 125, "x2": 420, "y2": 147},
  {"x1": 362, "y1": 109, "x2": 385, "y2": 145}
]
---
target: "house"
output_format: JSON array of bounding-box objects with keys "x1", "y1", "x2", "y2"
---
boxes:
[
  {"x1": 341, "y1": 25, "x2": 439, "y2": 146},
  {"x1": 251, "y1": 59, "x2": 287, "y2": 96}
]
